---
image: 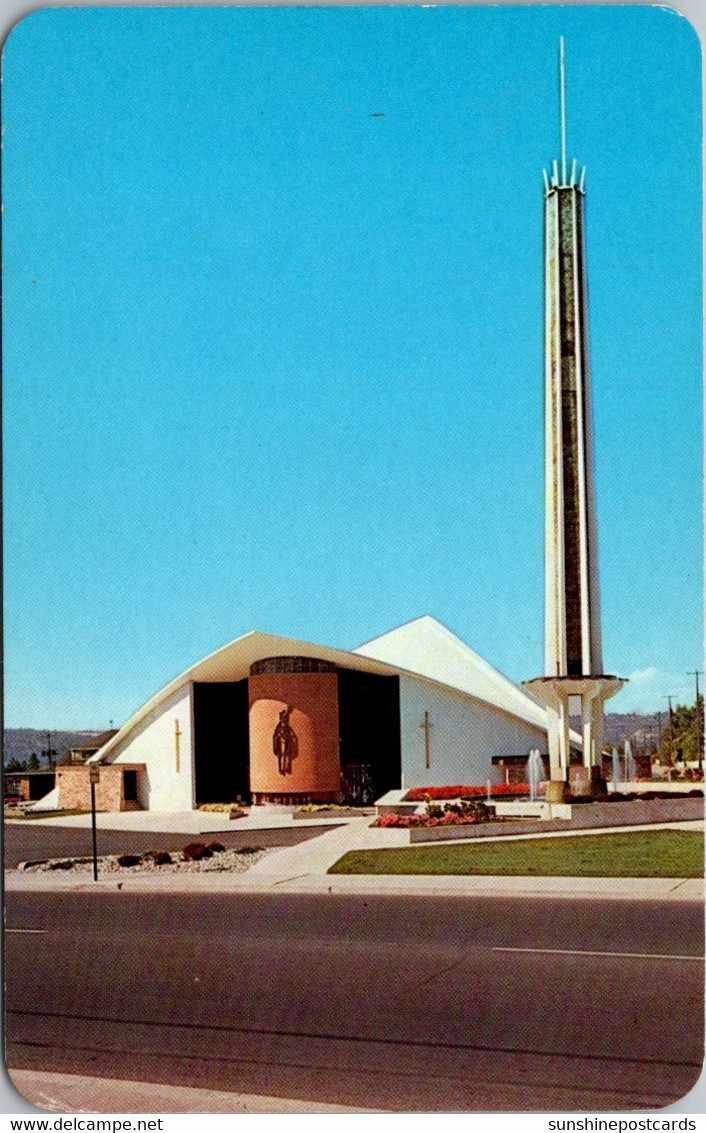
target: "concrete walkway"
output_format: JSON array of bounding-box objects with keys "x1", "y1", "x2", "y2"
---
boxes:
[
  {"x1": 9, "y1": 806, "x2": 345, "y2": 834},
  {"x1": 7, "y1": 866, "x2": 702, "y2": 901}
]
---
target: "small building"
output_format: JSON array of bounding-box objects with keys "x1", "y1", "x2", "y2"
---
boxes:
[
  {"x1": 55, "y1": 762, "x2": 143, "y2": 811},
  {"x1": 4, "y1": 769, "x2": 56, "y2": 805},
  {"x1": 66, "y1": 730, "x2": 118, "y2": 764},
  {"x1": 48, "y1": 616, "x2": 560, "y2": 813}
]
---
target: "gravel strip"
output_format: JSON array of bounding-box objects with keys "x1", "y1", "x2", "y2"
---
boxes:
[{"x1": 22, "y1": 847, "x2": 272, "y2": 876}]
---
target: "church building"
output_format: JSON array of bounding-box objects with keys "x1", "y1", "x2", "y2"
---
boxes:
[
  {"x1": 52, "y1": 616, "x2": 555, "y2": 812},
  {"x1": 46, "y1": 42, "x2": 609, "y2": 817}
]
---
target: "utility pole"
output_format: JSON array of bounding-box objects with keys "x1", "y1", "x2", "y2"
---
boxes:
[
  {"x1": 42, "y1": 731, "x2": 57, "y2": 769},
  {"x1": 663, "y1": 696, "x2": 676, "y2": 778},
  {"x1": 687, "y1": 670, "x2": 703, "y2": 763}
]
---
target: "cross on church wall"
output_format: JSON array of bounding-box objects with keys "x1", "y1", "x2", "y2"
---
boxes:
[
  {"x1": 420, "y1": 710, "x2": 432, "y2": 769},
  {"x1": 174, "y1": 718, "x2": 182, "y2": 774}
]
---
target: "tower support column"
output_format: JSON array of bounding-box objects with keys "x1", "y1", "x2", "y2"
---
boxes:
[{"x1": 524, "y1": 675, "x2": 624, "y2": 799}]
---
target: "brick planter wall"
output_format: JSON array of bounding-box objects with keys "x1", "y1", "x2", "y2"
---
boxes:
[{"x1": 409, "y1": 797, "x2": 704, "y2": 843}]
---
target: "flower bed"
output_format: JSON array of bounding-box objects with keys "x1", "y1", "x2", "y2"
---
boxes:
[
  {"x1": 21, "y1": 843, "x2": 270, "y2": 875},
  {"x1": 405, "y1": 783, "x2": 536, "y2": 801},
  {"x1": 373, "y1": 798, "x2": 494, "y2": 828},
  {"x1": 374, "y1": 812, "x2": 483, "y2": 829}
]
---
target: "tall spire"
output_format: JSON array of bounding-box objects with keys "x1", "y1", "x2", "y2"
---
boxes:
[{"x1": 524, "y1": 37, "x2": 625, "y2": 800}]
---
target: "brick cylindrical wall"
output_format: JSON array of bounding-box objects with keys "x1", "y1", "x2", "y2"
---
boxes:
[{"x1": 248, "y1": 672, "x2": 340, "y2": 802}]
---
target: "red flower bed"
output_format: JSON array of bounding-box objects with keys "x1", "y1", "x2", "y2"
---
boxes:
[
  {"x1": 405, "y1": 783, "x2": 535, "y2": 801},
  {"x1": 373, "y1": 812, "x2": 483, "y2": 828}
]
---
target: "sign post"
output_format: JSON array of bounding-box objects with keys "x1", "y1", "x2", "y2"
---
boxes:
[{"x1": 89, "y1": 764, "x2": 100, "y2": 881}]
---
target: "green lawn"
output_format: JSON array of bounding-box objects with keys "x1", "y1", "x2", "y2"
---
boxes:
[{"x1": 329, "y1": 829, "x2": 704, "y2": 878}]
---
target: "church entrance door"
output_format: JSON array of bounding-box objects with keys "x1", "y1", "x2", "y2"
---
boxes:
[{"x1": 337, "y1": 672, "x2": 401, "y2": 804}]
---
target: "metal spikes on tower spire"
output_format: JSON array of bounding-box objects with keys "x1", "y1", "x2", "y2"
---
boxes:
[
  {"x1": 544, "y1": 36, "x2": 585, "y2": 192},
  {"x1": 560, "y1": 35, "x2": 567, "y2": 183}
]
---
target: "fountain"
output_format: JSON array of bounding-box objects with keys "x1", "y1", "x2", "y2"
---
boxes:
[
  {"x1": 612, "y1": 746, "x2": 621, "y2": 786},
  {"x1": 527, "y1": 748, "x2": 545, "y2": 802},
  {"x1": 489, "y1": 749, "x2": 567, "y2": 821},
  {"x1": 624, "y1": 739, "x2": 637, "y2": 783}
]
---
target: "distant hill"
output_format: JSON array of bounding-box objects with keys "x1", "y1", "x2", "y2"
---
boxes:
[
  {"x1": 5, "y1": 714, "x2": 661, "y2": 769},
  {"x1": 3, "y1": 729, "x2": 110, "y2": 768},
  {"x1": 573, "y1": 712, "x2": 661, "y2": 752}
]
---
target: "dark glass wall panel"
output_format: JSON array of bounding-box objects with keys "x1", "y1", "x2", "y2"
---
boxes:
[
  {"x1": 193, "y1": 680, "x2": 251, "y2": 803},
  {"x1": 337, "y1": 671, "x2": 401, "y2": 800}
]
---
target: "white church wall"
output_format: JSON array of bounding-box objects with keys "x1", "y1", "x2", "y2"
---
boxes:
[
  {"x1": 398, "y1": 676, "x2": 548, "y2": 789},
  {"x1": 107, "y1": 683, "x2": 194, "y2": 811}
]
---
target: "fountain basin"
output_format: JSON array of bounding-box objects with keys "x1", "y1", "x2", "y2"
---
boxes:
[{"x1": 488, "y1": 800, "x2": 572, "y2": 820}]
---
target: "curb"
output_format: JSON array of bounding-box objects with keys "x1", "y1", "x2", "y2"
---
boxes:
[{"x1": 6, "y1": 867, "x2": 703, "y2": 901}]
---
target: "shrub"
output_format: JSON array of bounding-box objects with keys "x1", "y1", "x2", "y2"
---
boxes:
[
  {"x1": 198, "y1": 802, "x2": 248, "y2": 813},
  {"x1": 117, "y1": 854, "x2": 142, "y2": 868},
  {"x1": 455, "y1": 799, "x2": 491, "y2": 822},
  {"x1": 297, "y1": 804, "x2": 367, "y2": 813},
  {"x1": 50, "y1": 859, "x2": 75, "y2": 870},
  {"x1": 209, "y1": 841, "x2": 226, "y2": 853},
  {"x1": 146, "y1": 850, "x2": 172, "y2": 866},
  {"x1": 182, "y1": 841, "x2": 213, "y2": 861},
  {"x1": 236, "y1": 845, "x2": 264, "y2": 854}
]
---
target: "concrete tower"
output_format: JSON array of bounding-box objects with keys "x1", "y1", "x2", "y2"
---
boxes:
[{"x1": 524, "y1": 39, "x2": 624, "y2": 798}]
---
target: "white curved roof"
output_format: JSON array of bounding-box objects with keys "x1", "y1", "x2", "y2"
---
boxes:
[
  {"x1": 93, "y1": 616, "x2": 550, "y2": 763},
  {"x1": 356, "y1": 616, "x2": 548, "y2": 729}
]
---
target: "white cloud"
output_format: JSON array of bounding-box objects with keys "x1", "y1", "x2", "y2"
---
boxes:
[
  {"x1": 627, "y1": 666, "x2": 659, "y2": 683},
  {"x1": 609, "y1": 667, "x2": 694, "y2": 715}
]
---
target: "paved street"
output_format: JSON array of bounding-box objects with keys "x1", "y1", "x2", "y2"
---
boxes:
[
  {"x1": 3, "y1": 820, "x2": 331, "y2": 869},
  {"x1": 6, "y1": 890, "x2": 704, "y2": 1111}
]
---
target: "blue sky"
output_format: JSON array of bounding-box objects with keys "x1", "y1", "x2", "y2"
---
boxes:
[{"x1": 3, "y1": 4, "x2": 702, "y2": 727}]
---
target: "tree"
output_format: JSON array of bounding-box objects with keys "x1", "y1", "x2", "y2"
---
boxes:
[
  {"x1": 657, "y1": 695, "x2": 704, "y2": 767},
  {"x1": 27, "y1": 752, "x2": 40, "y2": 771}
]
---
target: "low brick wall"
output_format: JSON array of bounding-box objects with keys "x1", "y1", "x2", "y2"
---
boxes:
[{"x1": 409, "y1": 797, "x2": 704, "y2": 843}]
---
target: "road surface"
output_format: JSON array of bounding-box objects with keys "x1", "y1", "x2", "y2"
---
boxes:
[
  {"x1": 3, "y1": 821, "x2": 330, "y2": 869},
  {"x1": 6, "y1": 891, "x2": 704, "y2": 1111}
]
